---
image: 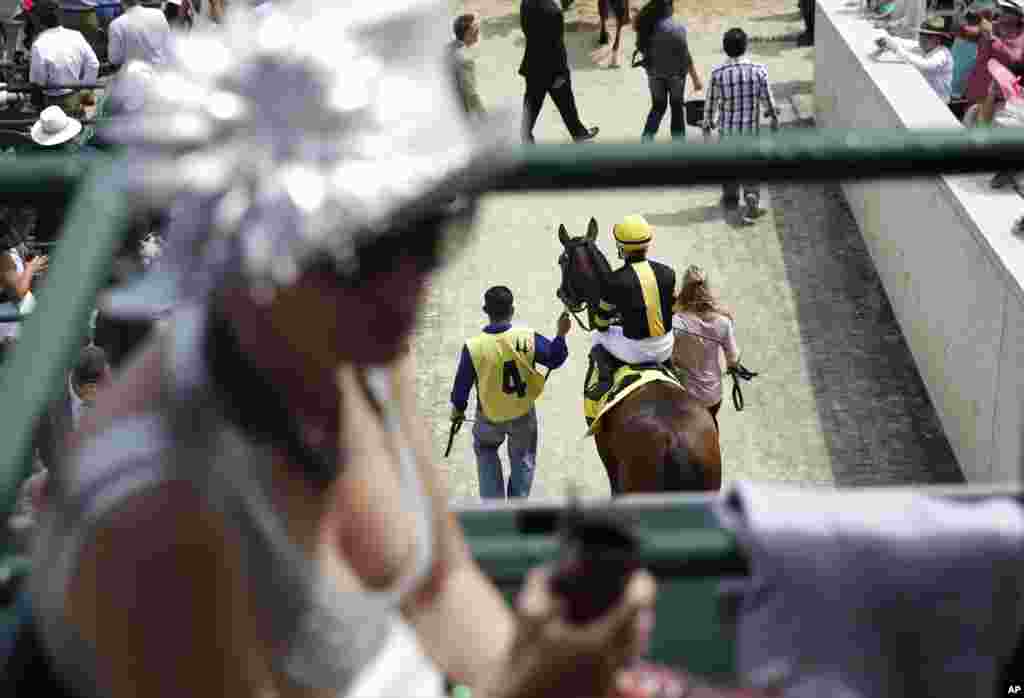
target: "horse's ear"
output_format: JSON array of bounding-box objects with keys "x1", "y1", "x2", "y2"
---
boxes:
[
  {"x1": 558, "y1": 224, "x2": 570, "y2": 246},
  {"x1": 586, "y1": 218, "x2": 599, "y2": 241}
]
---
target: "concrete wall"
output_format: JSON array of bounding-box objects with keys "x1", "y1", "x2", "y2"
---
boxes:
[{"x1": 815, "y1": 0, "x2": 1024, "y2": 482}]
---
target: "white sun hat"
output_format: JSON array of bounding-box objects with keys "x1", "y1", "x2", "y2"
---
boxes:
[{"x1": 30, "y1": 105, "x2": 83, "y2": 147}]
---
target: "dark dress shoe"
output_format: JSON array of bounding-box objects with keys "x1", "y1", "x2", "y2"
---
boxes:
[
  {"x1": 574, "y1": 126, "x2": 599, "y2": 142},
  {"x1": 992, "y1": 171, "x2": 1018, "y2": 190}
]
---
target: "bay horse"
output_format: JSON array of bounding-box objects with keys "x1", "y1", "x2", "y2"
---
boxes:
[{"x1": 556, "y1": 218, "x2": 722, "y2": 494}]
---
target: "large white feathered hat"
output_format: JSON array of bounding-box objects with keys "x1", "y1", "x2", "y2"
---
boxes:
[{"x1": 101, "y1": 0, "x2": 517, "y2": 318}]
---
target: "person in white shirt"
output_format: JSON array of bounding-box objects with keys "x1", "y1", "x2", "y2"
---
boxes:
[
  {"x1": 0, "y1": 232, "x2": 46, "y2": 342},
  {"x1": 880, "y1": 16, "x2": 954, "y2": 103},
  {"x1": 28, "y1": 0, "x2": 99, "y2": 117},
  {"x1": 107, "y1": 0, "x2": 171, "y2": 68}
]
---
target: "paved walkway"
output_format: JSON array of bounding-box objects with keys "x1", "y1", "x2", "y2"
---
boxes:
[{"x1": 415, "y1": 2, "x2": 963, "y2": 503}]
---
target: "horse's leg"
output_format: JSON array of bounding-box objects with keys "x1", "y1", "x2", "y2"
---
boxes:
[
  {"x1": 595, "y1": 430, "x2": 621, "y2": 495},
  {"x1": 617, "y1": 430, "x2": 666, "y2": 493},
  {"x1": 698, "y1": 420, "x2": 723, "y2": 491},
  {"x1": 678, "y1": 405, "x2": 722, "y2": 491},
  {"x1": 605, "y1": 409, "x2": 671, "y2": 494}
]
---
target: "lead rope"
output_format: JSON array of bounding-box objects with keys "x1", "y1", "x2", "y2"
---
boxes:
[{"x1": 565, "y1": 304, "x2": 592, "y2": 331}]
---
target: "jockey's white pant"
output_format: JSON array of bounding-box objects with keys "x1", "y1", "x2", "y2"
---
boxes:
[{"x1": 592, "y1": 326, "x2": 674, "y2": 365}]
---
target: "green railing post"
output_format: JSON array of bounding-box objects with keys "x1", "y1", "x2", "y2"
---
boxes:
[{"x1": 0, "y1": 155, "x2": 128, "y2": 525}]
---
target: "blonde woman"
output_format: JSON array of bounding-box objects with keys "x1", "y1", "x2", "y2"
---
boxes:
[{"x1": 671, "y1": 266, "x2": 739, "y2": 429}]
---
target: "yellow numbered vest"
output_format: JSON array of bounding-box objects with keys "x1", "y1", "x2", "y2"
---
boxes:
[{"x1": 466, "y1": 327, "x2": 547, "y2": 422}]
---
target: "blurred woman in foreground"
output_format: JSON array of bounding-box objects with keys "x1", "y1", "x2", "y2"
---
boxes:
[{"x1": 13, "y1": 2, "x2": 656, "y2": 698}]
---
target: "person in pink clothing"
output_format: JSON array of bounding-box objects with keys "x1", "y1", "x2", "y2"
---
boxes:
[
  {"x1": 671, "y1": 266, "x2": 740, "y2": 430},
  {"x1": 963, "y1": 0, "x2": 1024, "y2": 110}
]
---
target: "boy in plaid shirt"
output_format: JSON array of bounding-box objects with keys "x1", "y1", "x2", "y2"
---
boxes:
[{"x1": 702, "y1": 27, "x2": 779, "y2": 224}]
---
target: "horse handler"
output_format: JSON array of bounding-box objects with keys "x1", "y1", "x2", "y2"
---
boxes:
[{"x1": 450, "y1": 286, "x2": 572, "y2": 499}]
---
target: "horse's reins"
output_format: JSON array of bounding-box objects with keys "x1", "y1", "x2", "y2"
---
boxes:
[
  {"x1": 558, "y1": 239, "x2": 607, "y2": 332},
  {"x1": 564, "y1": 304, "x2": 592, "y2": 331}
]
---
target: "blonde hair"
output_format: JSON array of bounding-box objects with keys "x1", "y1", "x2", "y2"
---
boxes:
[{"x1": 673, "y1": 265, "x2": 733, "y2": 321}]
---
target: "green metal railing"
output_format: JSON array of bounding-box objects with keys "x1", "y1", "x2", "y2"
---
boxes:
[{"x1": 3, "y1": 126, "x2": 1024, "y2": 571}]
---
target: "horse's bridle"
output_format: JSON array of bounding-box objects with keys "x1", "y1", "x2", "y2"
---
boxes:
[
  {"x1": 557, "y1": 233, "x2": 610, "y2": 331},
  {"x1": 557, "y1": 237, "x2": 604, "y2": 332}
]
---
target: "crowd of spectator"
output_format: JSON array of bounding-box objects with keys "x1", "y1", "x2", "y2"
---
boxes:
[
  {"x1": 448, "y1": 1, "x2": 778, "y2": 222},
  {"x1": 871, "y1": 0, "x2": 1024, "y2": 189},
  {"x1": 2, "y1": 0, "x2": 181, "y2": 119},
  {"x1": 0, "y1": 49, "x2": 163, "y2": 554}
]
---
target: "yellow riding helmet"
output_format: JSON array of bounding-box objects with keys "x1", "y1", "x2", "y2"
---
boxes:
[{"x1": 613, "y1": 215, "x2": 653, "y2": 252}]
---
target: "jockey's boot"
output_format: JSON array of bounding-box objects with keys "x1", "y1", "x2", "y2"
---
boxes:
[{"x1": 586, "y1": 344, "x2": 619, "y2": 402}]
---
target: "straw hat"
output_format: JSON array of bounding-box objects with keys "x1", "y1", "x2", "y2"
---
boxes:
[
  {"x1": 30, "y1": 106, "x2": 82, "y2": 147},
  {"x1": 916, "y1": 15, "x2": 951, "y2": 37},
  {"x1": 996, "y1": 0, "x2": 1024, "y2": 15}
]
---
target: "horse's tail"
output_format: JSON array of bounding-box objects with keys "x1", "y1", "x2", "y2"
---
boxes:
[{"x1": 660, "y1": 431, "x2": 704, "y2": 491}]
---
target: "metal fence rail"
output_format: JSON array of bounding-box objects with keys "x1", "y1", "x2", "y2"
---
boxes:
[
  {"x1": 494, "y1": 127, "x2": 1024, "y2": 190},
  {"x1": 3, "y1": 127, "x2": 1024, "y2": 524}
]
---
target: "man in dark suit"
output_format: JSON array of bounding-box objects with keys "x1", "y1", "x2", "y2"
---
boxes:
[{"x1": 519, "y1": 0, "x2": 599, "y2": 143}]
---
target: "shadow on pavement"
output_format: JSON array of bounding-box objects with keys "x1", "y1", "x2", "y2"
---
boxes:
[
  {"x1": 645, "y1": 204, "x2": 721, "y2": 227},
  {"x1": 751, "y1": 10, "x2": 803, "y2": 22},
  {"x1": 767, "y1": 145, "x2": 964, "y2": 486},
  {"x1": 481, "y1": 11, "x2": 524, "y2": 40},
  {"x1": 747, "y1": 38, "x2": 814, "y2": 59},
  {"x1": 771, "y1": 78, "x2": 814, "y2": 101}
]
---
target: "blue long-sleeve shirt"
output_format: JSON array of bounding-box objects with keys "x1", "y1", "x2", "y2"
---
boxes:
[{"x1": 450, "y1": 322, "x2": 568, "y2": 412}]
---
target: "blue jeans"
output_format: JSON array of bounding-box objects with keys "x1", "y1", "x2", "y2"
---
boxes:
[
  {"x1": 642, "y1": 74, "x2": 686, "y2": 141},
  {"x1": 472, "y1": 408, "x2": 538, "y2": 499}
]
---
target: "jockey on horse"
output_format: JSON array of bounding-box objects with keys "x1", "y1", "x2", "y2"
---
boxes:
[{"x1": 588, "y1": 214, "x2": 677, "y2": 400}]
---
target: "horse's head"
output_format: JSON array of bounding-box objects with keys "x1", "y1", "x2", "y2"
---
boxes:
[{"x1": 556, "y1": 217, "x2": 612, "y2": 313}]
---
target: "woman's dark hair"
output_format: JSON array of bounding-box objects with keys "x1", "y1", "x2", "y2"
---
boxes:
[
  {"x1": 723, "y1": 27, "x2": 748, "y2": 58},
  {"x1": 453, "y1": 13, "x2": 475, "y2": 41},
  {"x1": 33, "y1": 0, "x2": 60, "y2": 29},
  {"x1": 633, "y1": 0, "x2": 672, "y2": 54},
  {"x1": 164, "y1": 4, "x2": 180, "y2": 22}
]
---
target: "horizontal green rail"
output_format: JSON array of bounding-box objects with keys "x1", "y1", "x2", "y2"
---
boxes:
[
  {"x1": 495, "y1": 127, "x2": 1024, "y2": 191},
  {"x1": 4, "y1": 125, "x2": 1024, "y2": 524}
]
